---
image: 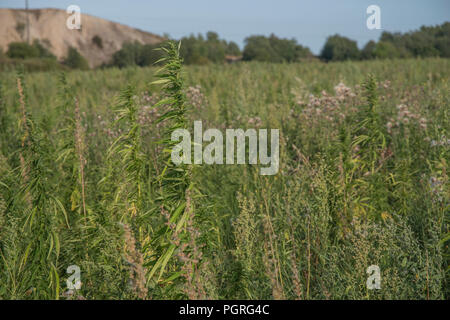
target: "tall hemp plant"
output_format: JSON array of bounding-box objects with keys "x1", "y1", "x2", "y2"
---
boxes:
[
  {"x1": 5, "y1": 73, "x2": 68, "y2": 299},
  {"x1": 56, "y1": 73, "x2": 88, "y2": 222},
  {"x1": 144, "y1": 41, "x2": 197, "y2": 294},
  {"x1": 350, "y1": 74, "x2": 389, "y2": 218},
  {"x1": 108, "y1": 83, "x2": 148, "y2": 299},
  {"x1": 53, "y1": 73, "x2": 96, "y2": 298}
]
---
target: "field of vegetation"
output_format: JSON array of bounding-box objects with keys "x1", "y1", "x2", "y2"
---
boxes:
[{"x1": 0, "y1": 44, "x2": 448, "y2": 299}]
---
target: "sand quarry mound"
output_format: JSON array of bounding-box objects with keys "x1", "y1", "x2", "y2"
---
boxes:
[{"x1": 0, "y1": 8, "x2": 164, "y2": 67}]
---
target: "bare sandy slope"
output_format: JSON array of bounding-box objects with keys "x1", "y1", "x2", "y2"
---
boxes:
[{"x1": 0, "y1": 8, "x2": 164, "y2": 67}]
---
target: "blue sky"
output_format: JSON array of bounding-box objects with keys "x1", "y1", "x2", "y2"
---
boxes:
[{"x1": 2, "y1": 0, "x2": 449, "y2": 54}]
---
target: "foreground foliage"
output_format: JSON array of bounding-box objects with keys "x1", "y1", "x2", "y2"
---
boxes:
[{"x1": 0, "y1": 52, "x2": 448, "y2": 299}]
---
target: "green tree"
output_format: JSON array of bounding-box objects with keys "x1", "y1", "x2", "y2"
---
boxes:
[
  {"x1": 32, "y1": 40, "x2": 56, "y2": 59},
  {"x1": 7, "y1": 42, "x2": 39, "y2": 59},
  {"x1": 434, "y1": 22, "x2": 450, "y2": 57},
  {"x1": 226, "y1": 42, "x2": 241, "y2": 56},
  {"x1": 111, "y1": 42, "x2": 142, "y2": 68},
  {"x1": 92, "y1": 35, "x2": 103, "y2": 49},
  {"x1": 243, "y1": 36, "x2": 276, "y2": 62},
  {"x1": 243, "y1": 34, "x2": 312, "y2": 62},
  {"x1": 320, "y1": 34, "x2": 360, "y2": 61},
  {"x1": 64, "y1": 46, "x2": 89, "y2": 70},
  {"x1": 205, "y1": 31, "x2": 226, "y2": 63},
  {"x1": 138, "y1": 43, "x2": 165, "y2": 66},
  {"x1": 179, "y1": 32, "x2": 241, "y2": 64},
  {"x1": 361, "y1": 40, "x2": 377, "y2": 60},
  {"x1": 378, "y1": 23, "x2": 450, "y2": 58},
  {"x1": 111, "y1": 42, "x2": 165, "y2": 68},
  {"x1": 6, "y1": 41, "x2": 55, "y2": 60},
  {"x1": 372, "y1": 41, "x2": 403, "y2": 59}
]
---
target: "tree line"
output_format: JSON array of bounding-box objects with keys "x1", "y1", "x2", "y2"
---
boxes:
[
  {"x1": 1, "y1": 22, "x2": 449, "y2": 70},
  {"x1": 109, "y1": 22, "x2": 450, "y2": 67},
  {"x1": 0, "y1": 40, "x2": 89, "y2": 71},
  {"x1": 324, "y1": 23, "x2": 450, "y2": 61}
]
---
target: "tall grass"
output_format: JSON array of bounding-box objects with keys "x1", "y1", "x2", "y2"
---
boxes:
[{"x1": 0, "y1": 56, "x2": 448, "y2": 299}]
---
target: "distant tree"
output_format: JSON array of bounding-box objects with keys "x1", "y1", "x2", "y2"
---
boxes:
[
  {"x1": 320, "y1": 35, "x2": 360, "y2": 61},
  {"x1": 7, "y1": 42, "x2": 39, "y2": 59},
  {"x1": 294, "y1": 44, "x2": 314, "y2": 61},
  {"x1": 408, "y1": 30, "x2": 440, "y2": 57},
  {"x1": 243, "y1": 34, "x2": 312, "y2": 63},
  {"x1": 92, "y1": 35, "x2": 103, "y2": 49},
  {"x1": 378, "y1": 23, "x2": 450, "y2": 59},
  {"x1": 372, "y1": 41, "x2": 403, "y2": 59},
  {"x1": 138, "y1": 43, "x2": 165, "y2": 66},
  {"x1": 362, "y1": 40, "x2": 409, "y2": 60},
  {"x1": 243, "y1": 36, "x2": 277, "y2": 62},
  {"x1": 112, "y1": 42, "x2": 142, "y2": 68},
  {"x1": 206, "y1": 31, "x2": 219, "y2": 42},
  {"x1": 64, "y1": 46, "x2": 89, "y2": 70},
  {"x1": 179, "y1": 34, "x2": 206, "y2": 64},
  {"x1": 111, "y1": 42, "x2": 168, "y2": 68},
  {"x1": 7, "y1": 40, "x2": 56, "y2": 60},
  {"x1": 182, "y1": 33, "x2": 210, "y2": 64},
  {"x1": 434, "y1": 22, "x2": 450, "y2": 57},
  {"x1": 111, "y1": 32, "x2": 241, "y2": 67},
  {"x1": 32, "y1": 40, "x2": 56, "y2": 59},
  {"x1": 269, "y1": 35, "x2": 300, "y2": 62},
  {"x1": 435, "y1": 37, "x2": 450, "y2": 58},
  {"x1": 205, "y1": 32, "x2": 226, "y2": 63},
  {"x1": 15, "y1": 22, "x2": 26, "y2": 40},
  {"x1": 178, "y1": 32, "x2": 241, "y2": 64},
  {"x1": 361, "y1": 40, "x2": 377, "y2": 60},
  {"x1": 226, "y1": 42, "x2": 241, "y2": 56},
  {"x1": 111, "y1": 41, "x2": 166, "y2": 68}
]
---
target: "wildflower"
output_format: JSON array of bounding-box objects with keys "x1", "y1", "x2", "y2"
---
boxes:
[
  {"x1": 186, "y1": 85, "x2": 207, "y2": 110},
  {"x1": 419, "y1": 118, "x2": 427, "y2": 129},
  {"x1": 386, "y1": 122, "x2": 393, "y2": 133}
]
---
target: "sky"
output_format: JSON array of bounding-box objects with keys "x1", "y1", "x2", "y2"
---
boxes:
[{"x1": 1, "y1": 0, "x2": 449, "y2": 54}]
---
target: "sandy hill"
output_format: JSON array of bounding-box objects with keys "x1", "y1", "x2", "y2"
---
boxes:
[{"x1": 0, "y1": 8, "x2": 164, "y2": 67}]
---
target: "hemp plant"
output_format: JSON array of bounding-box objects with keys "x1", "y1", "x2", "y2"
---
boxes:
[
  {"x1": 144, "y1": 41, "x2": 196, "y2": 290},
  {"x1": 7, "y1": 74, "x2": 68, "y2": 299}
]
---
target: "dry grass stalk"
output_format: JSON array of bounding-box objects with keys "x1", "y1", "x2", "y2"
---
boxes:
[
  {"x1": 262, "y1": 214, "x2": 285, "y2": 300},
  {"x1": 123, "y1": 223, "x2": 148, "y2": 299},
  {"x1": 166, "y1": 190, "x2": 206, "y2": 299},
  {"x1": 74, "y1": 97, "x2": 87, "y2": 219},
  {"x1": 16, "y1": 77, "x2": 31, "y2": 207}
]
